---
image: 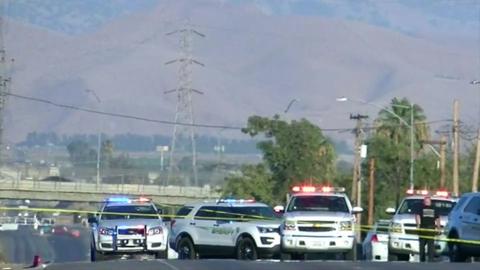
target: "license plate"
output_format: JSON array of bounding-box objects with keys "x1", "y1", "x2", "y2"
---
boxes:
[{"x1": 311, "y1": 241, "x2": 324, "y2": 247}]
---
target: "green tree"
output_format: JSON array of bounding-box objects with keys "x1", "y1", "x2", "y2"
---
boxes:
[
  {"x1": 241, "y1": 115, "x2": 336, "y2": 200},
  {"x1": 366, "y1": 97, "x2": 431, "y2": 219},
  {"x1": 223, "y1": 164, "x2": 276, "y2": 205},
  {"x1": 66, "y1": 140, "x2": 96, "y2": 167}
]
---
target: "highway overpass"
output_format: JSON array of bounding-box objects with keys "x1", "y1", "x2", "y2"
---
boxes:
[{"x1": 0, "y1": 179, "x2": 221, "y2": 205}]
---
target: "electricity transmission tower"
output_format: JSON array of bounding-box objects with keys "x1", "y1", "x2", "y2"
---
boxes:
[
  {"x1": 165, "y1": 22, "x2": 205, "y2": 186},
  {"x1": 0, "y1": 1, "x2": 13, "y2": 168}
]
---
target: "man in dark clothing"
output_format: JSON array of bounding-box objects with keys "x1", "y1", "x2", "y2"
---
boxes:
[{"x1": 415, "y1": 196, "x2": 440, "y2": 262}]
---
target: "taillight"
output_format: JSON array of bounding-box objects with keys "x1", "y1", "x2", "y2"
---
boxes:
[{"x1": 371, "y1": 234, "x2": 379, "y2": 243}]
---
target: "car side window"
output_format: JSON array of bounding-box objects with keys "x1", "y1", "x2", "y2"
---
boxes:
[
  {"x1": 215, "y1": 206, "x2": 234, "y2": 222},
  {"x1": 463, "y1": 197, "x2": 480, "y2": 215},
  {"x1": 194, "y1": 206, "x2": 218, "y2": 220},
  {"x1": 453, "y1": 196, "x2": 469, "y2": 213}
]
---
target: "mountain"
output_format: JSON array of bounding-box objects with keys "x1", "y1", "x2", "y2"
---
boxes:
[{"x1": 3, "y1": 0, "x2": 477, "y2": 145}]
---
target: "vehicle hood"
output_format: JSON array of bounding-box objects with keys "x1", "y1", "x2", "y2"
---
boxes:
[
  {"x1": 98, "y1": 219, "x2": 164, "y2": 228},
  {"x1": 284, "y1": 211, "x2": 352, "y2": 221},
  {"x1": 392, "y1": 214, "x2": 448, "y2": 226},
  {"x1": 249, "y1": 219, "x2": 282, "y2": 227}
]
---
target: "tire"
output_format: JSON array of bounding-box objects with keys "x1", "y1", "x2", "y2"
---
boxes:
[
  {"x1": 177, "y1": 237, "x2": 197, "y2": 260},
  {"x1": 90, "y1": 244, "x2": 103, "y2": 262},
  {"x1": 389, "y1": 253, "x2": 409, "y2": 261},
  {"x1": 280, "y1": 253, "x2": 292, "y2": 261},
  {"x1": 291, "y1": 253, "x2": 306, "y2": 260},
  {"x1": 155, "y1": 249, "x2": 168, "y2": 259},
  {"x1": 236, "y1": 237, "x2": 258, "y2": 260},
  {"x1": 344, "y1": 240, "x2": 357, "y2": 261},
  {"x1": 449, "y1": 239, "x2": 468, "y2": 262}
]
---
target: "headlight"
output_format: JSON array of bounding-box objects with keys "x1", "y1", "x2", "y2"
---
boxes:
[
  {"x1": 148, "y1": 226, "x2": 163, "y2": 236},
  {"x1": 283, "y1": 220, "x2": 297, "y2": 231},
  {"x1": 339, "y1": 221, "x2": 353, "y2": 231},
  {"x1": 99, "y1": 227, "x2": 115, "y2": 236},
  {"x1": 390, "y1": 222, "x2": 403, "y2": 233},
  {"x1": 257, "y1": 226, "x2": 279, "y2": 234}
]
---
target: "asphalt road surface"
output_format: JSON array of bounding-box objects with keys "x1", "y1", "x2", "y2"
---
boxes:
[
  {"x1": 45, "y1": 259, "x2": 480, "y2": 270},
  {"x1": 0, "y1": 225, "x2": 89, "y2": 266}
]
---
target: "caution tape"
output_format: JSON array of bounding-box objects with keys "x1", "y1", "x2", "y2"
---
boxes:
[{"x1": 3, "y1": 206, "x2": 480, "y2": 246}]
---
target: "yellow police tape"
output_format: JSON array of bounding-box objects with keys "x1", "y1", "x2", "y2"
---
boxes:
[{"x1": 2, "y1": 206, "x2": 480, "y2": 246}]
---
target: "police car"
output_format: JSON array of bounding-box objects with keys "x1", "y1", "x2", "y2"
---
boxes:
[
  {"x1": 169, "y1": 198, "x2": 281, "y2": 260},
  {"x1": 89, "y1": 197, "x2": 169, "y2": 261},
  {"x1": 279, "y1": 185, "x2": 362, "y2": 260},
  {"x1": 387, "y1": 189, "x2": 456, "y2": 261}
]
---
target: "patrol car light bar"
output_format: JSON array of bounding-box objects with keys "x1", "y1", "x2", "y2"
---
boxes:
[
  {"x1": 405, "y1": 189, "x2": 451, "y2": 197},
  {"x1": 106, "y1": 197, "x2": 152, "y2": 203},
  {"x1": 107, "y1": 197, "x2": 131, "y2": 203},
  {"x1": 291, "y1": 185, "x2": 345, "y2": 193},
  {"x1": 217, "y1": 199, "x2": 256, "y2": 204}
]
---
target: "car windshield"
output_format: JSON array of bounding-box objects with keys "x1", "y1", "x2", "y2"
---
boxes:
[
  {"x1": 231, "y1": 206, "x2": 278, "y2": 220},
  {"x1": 397, "y1": 199, "x2": 455, "y2": 216},
  {"x1": 287, "y1": 195, "x2": 349, "y2": 213},
  {"x1": 100, "y1": 205, "x2": 158, "y2": 220}
]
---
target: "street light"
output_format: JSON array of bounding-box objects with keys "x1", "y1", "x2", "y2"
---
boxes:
[
  {"x1": 84, "y1": 89, "x2": 102, "y2": 189},
  {"x1": 337, "y1": 96, "x2": 415, "y2": 189}
]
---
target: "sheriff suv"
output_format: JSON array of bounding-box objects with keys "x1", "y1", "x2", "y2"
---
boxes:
[
  {"x1": 280, "y1": 185, "x2": 362, "y2": 260},
  {"x1": 169, "y1": 198, "x2": 281, "y2": 260},
  {"x1": 387, "y1": 189, "x2": 456, "y2": 261},
  {"x1": 444, "y1": 192, "x2": 480, "y2": 262},
  {"x1": 89, "y1": 197, "x2": 169, "y2": 261}
]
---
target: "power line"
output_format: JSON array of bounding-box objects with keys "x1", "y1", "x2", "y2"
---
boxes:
[
  {"x1": 1, "y1": 91, "x2": 453, "y2": 134},
  {"x1": 2, "y1": 91, "x2": 242, "y2": 130}
]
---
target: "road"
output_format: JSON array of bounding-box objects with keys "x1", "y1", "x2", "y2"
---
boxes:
[
  {"x1": 45, "y1": 259, "x2": 480, "y2": 270},
  {"x1": 0, "y1": 225, "x2": 89, "y2": 265}
]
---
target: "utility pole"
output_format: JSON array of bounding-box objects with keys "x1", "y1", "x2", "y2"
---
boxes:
[
  {"x1": 350, "y1": 113, "x2": 368, "y2": 244},
  {"x1": 440, "y1": 135, "x2": 447, "y2": 188},
  {"x1": 367, "y1": 158, "x2": 375, "y2": 226},
  {"x1": 453, "y1": 100, "x2": 460, "y2": 196},
  {"x1": 0, "y1": 1, "x2": 13, "y2": 169},
  {"x1": 472, "y1": 129, "x2": 480, "y2": 192},
  {"x1": 165, "y1": 21, "x2": 205, "y2": 187}
]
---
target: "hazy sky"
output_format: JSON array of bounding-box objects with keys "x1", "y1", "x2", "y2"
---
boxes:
[{"x1": 5, "y1": 0, "x2": 479, "y2": 39}]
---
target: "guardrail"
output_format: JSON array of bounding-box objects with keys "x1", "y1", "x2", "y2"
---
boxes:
[{"x1": 0, "y1": 179, "x2": 220, "y2": 198}]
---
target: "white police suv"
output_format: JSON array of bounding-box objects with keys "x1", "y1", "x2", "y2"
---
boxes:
[
  {"x1": 387, "y1": 189, "x2": 456, "y2": 261},
  {"x1": 89, "y1": 197, "x2": 169, "y2": 261},
  {"x1": 280, "y1": 185, "x2": 362, "y2": 260},
  {"x1": 169, "y1": 198, "x2": 281, "y2": 260}
]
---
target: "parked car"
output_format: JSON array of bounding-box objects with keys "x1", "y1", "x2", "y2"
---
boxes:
[
  {"x1": 362, "y1": 220, "x2": 390, "y2": 261},
  {"x1": 444, "y1": 192, "x2": 480, "y2": 262}
]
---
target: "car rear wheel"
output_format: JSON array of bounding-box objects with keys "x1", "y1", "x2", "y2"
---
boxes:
[
  {"x1": 177, "y1": 237, "x2": 197, "y2": 260},
  {"x1": 449, "y1": 240, "x2": 469, "y2": 262},
  {"x1": 236, "y1": 237, "x2": 258, "y2": 260}
]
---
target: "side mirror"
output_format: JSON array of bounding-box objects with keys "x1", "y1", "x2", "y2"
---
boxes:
[
  {"x1": 385, "y1": 207, "x2": 396, "y2": 215},
  {"x1": 87, "y1": 217, "x2": 97, "y2": 224},
  {"x1": 274, "y1": 205, "x2": 285, "y2": 214},
  {"x1": 352, "y1": 206, "x2": 363, "y2": 214}
]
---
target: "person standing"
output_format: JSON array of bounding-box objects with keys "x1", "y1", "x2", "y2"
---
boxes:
[{"x1": 415, "y1": 196, "x2": 440, "y2": 262}]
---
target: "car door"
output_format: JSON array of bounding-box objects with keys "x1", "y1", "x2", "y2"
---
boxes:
[
  {"x1": 211, "y1": 206, "x2": 237, "y2": 247},
  {"x1": 193, "y1": 206, "x2": 219, "y2": 246},
  {"x1": 461, "y1": 196, "x2": 480, "y2": 241}
]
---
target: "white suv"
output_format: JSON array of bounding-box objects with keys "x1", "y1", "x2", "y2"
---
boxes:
[
  {"x1": 169, "y1": 199, "x2": 281, "y2": 260},
  {"x1": 387, "y1": 189, "x2": 456, "y2": 261},
  {"x1": 280, "y1": 185, "x2": 362, "y2": 260},
  {"x1": 444, "y1": 192, "x2": 480, "y2": 262},
  {"x1": 89, "y1": 197, "x2": 169, "y2": 261}
]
